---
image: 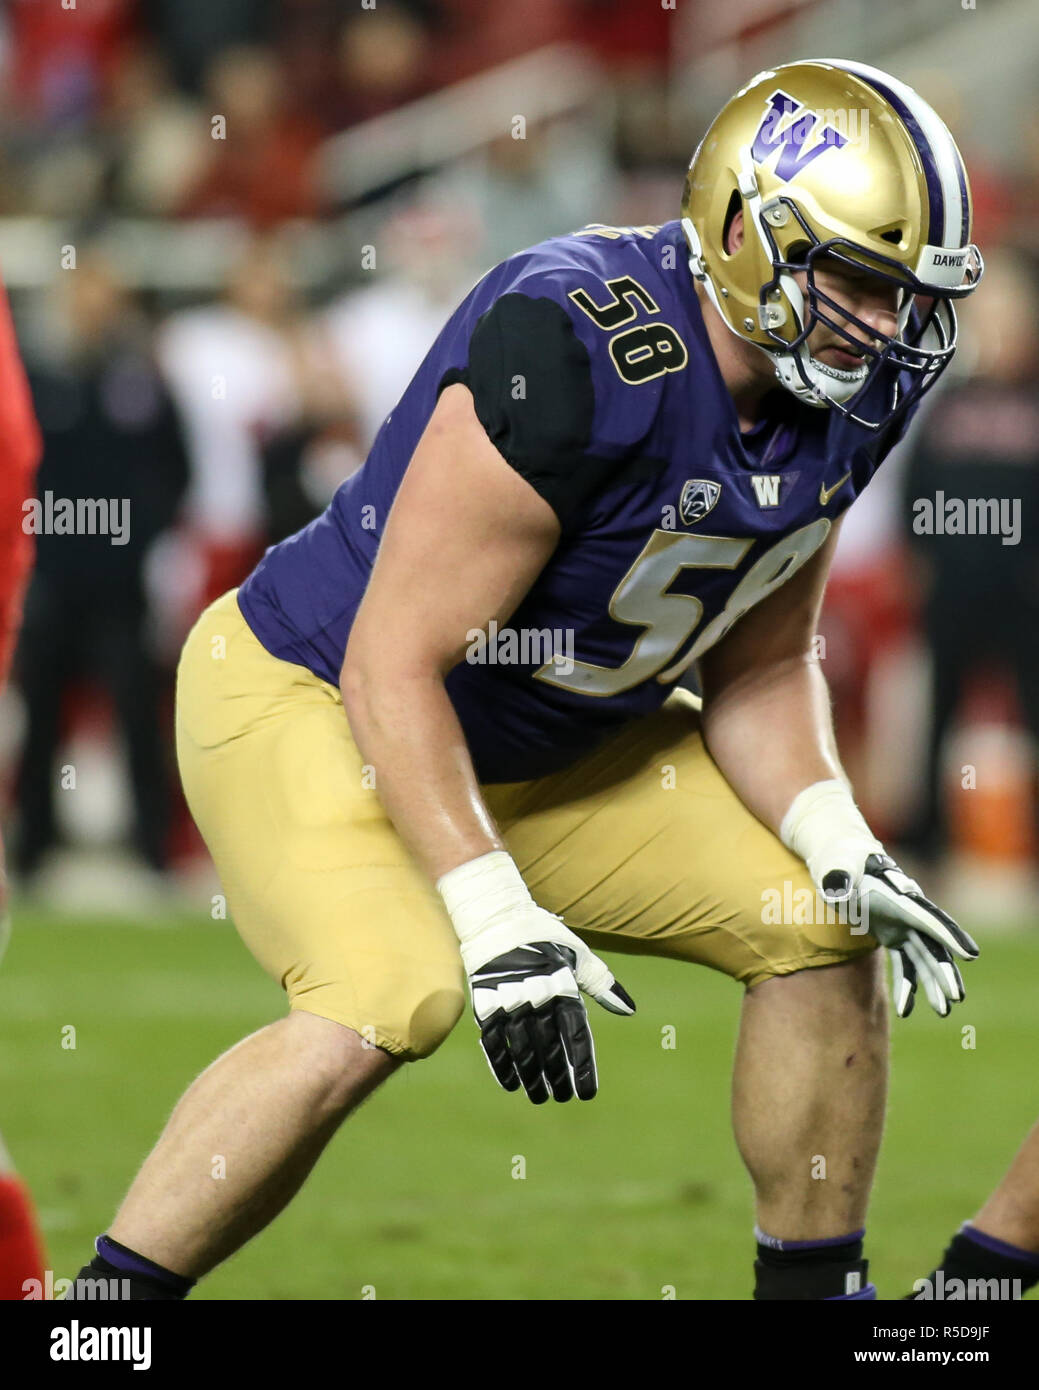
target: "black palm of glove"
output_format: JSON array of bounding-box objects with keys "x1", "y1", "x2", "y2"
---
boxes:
[{"x1": 468, "y1": 941, "x2": 635, "y2": 1103}]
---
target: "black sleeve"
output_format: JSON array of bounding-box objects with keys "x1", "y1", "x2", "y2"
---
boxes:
[{"x1": 439, "y1": 293, "x2": 610, "y2": 530}]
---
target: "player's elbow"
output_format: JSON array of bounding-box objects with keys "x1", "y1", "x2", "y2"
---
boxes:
[
  {"x1": 340, "y1": 641, "x2": 389, "y2": 720},
  {"x1": 340, "y1": 642, "x2": 444, "y2": 726}
]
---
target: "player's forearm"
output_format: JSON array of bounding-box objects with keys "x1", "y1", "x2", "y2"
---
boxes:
[
  {"x1": 699, "y1": 654, "x2": 846, "y2": 836},
  {"x1": 340, "y1": 664, "x2": 502, "y2": 883}
]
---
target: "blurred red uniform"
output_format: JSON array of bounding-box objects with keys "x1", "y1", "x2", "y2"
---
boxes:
[
  {"x1": 0, "y1": 275, "x2": 46, "y2": 1300},
  {"x1": 0, "y1": 282, "x2": 41, "y2": 686}
]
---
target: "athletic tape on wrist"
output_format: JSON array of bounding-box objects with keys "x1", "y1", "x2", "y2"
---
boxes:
[
  {"x1": 436, "y1": 850, "x2": 536, "y2": 944},
  {"x1": 779, "y1": 779, "x2": 884, "y2": 887}
]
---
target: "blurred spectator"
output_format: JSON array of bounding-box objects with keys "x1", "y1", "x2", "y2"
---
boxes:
[
  {"x1": 899, "y1": 249, "x2": 1039, "y2": 863},
  {"x1": 259, "y1": 197, "x2": 476, "y2": 542},
  {"x1": 321, "y1": 198, "x2": 482, "y2": 449},
  {"x1": 260, "y1": 387, "x2": 363, "y2": 545},
  {"x1": 309, "y1": 1, "x2": 446, "y2": 132},
  {"x1": 101, "y1": 44, "x2": 208, "y2": 216},
  {"x1": 156, "y1": 234, "x2": 304, "y2": 605},
  {"x1": 17, "y1": 132, "x2": 108, "y2": 220},
  {"x1": 569, "y1": 0, "x2": 679, "y2": 173},
  {"x1": 175, "y1": 44, "x2": 323, "y2": 224},
  {"x1": 436, "y1": 120, "x2": 614, "y2": 266},
  {"x1": 270, "y1": 0, "x2": 343, "y2": 129},
  {"x1": 13, "y1": 252, "x2": 188, "y2": 878},
  {"x1": 7, "y1": 0, "x2": 139, "y2": 129},
  {"x1": 140, "y1": 0, "x2": 276, "y2": 96}
]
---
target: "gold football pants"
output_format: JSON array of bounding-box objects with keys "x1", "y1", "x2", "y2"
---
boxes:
[{"x1": 175, "y1": 590, "x2": 874, "y2": 1060}]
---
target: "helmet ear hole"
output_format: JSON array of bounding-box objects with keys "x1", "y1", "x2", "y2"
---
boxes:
[{"x1": 721, "y1": 188, "x2": 742, "y2": 256}]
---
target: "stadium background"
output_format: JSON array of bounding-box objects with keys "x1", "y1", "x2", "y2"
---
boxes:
[{"x1": 0, "y1": 0, "x2": 1037, "y2": 1300}]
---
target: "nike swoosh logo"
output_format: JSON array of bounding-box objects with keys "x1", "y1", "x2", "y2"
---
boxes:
[{"x1": 819, "y1": 470, "x2": 852, "y2": 506}]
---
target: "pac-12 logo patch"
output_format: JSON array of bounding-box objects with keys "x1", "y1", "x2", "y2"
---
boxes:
[{"x1": 679, "y1": 479, "x2": 721, "y2": 525}]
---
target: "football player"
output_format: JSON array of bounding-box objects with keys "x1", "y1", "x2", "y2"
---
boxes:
[
  {"x1": 0, "y1": 278, "x2": 47, "y2": 1299},
  {"x1": 68, "y1": 59, "x2": 982, "y2": 1301}
]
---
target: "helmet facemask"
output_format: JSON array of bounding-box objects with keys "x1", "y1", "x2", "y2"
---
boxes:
[{"x1": 752, "y1": 205, "x2": 982, "y2": 431}]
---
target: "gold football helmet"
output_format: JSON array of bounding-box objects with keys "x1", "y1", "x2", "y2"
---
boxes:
[{"x1": 681, "y1": 58, "x2": 983, "y2": 430}]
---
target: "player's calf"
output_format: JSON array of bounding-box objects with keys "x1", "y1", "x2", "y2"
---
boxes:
[
  {"x1": 733, "y1": 953, "x2": 889, "y2": 1299},
  {"x1": 64, "y1": 1012, "x2": 400, "y2": 1300}
]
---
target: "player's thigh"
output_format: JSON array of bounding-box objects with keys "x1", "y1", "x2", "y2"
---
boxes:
[
  {"x1": 175, "y1": 591, "x2": 465, "y2": 1060},
  {"x1": 484, "y1": 689, "x2": 874, "y2": 988}
]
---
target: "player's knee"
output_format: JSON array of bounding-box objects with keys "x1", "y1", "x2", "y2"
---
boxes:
[
  {"x1": 751, "y1": 951, "x2": 887, "y2": 1036},
  {"x1": 280, "y1": 1009, "x2": 391, "y2": 1105},
  {"x1": 821, "y1": 953, "x2": 889, "y2": 1041},
  {"x1": 834, "y1": 950, "x2": 888, "y2": 1019},
  {"x1": 292, "y1": 970, "x2": 466, "y2": 1068},
  {"x1": 799, "y1": 953, "x2": 888, "y2": 1046}
]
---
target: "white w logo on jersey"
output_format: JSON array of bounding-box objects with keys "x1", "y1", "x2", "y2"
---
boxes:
[{"x1": 750, "y1": 474, "x2": 781, "y2": 507}]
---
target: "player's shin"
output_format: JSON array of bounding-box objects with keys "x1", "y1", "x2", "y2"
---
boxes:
[{"x1": 732, "y1": 955, "x2": 888, "y2": 1298}]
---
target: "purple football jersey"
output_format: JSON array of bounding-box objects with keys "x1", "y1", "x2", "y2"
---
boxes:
[{"x1": 238, "y1": 221, "x2": 912, "y2": 782}]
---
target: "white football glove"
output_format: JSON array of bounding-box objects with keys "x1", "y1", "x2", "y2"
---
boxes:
[
  {"x1": 437, "y1": 852, "x2": 635, "y2": 1102},
  {"x1": 782, "y1": 781, "x2": 979, "y2": 1018}
]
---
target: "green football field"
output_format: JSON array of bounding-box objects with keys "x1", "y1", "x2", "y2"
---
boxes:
[{"x1": 2, "y1": 910, "x2": 1036, "y2": 1301}]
